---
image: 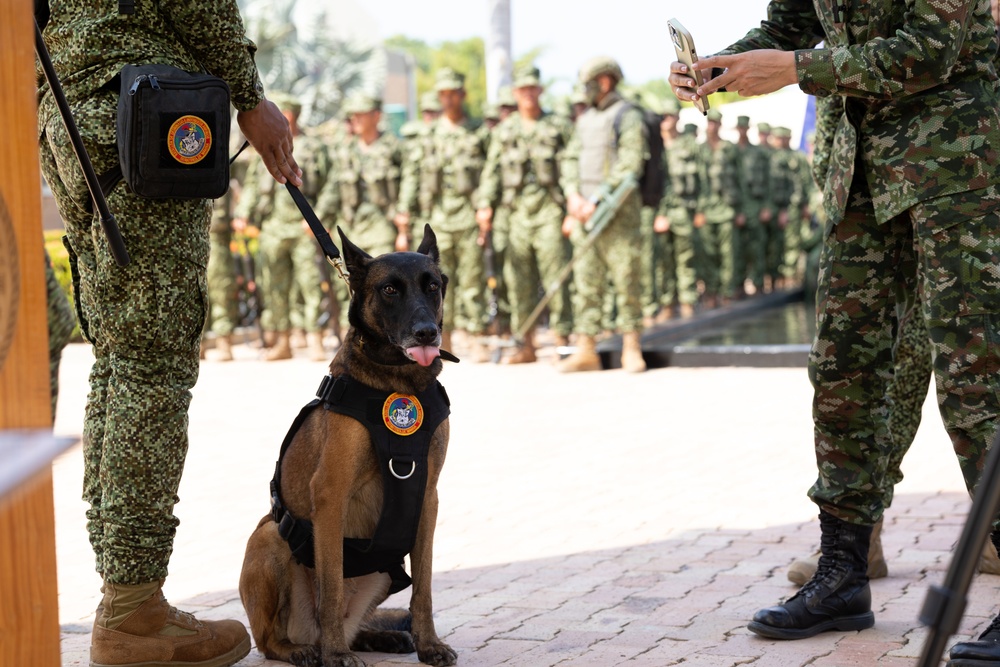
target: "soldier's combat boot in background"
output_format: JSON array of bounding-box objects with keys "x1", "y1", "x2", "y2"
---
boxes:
[
  {"x1": 679, "y1": 303, "x2": 695, "y2": 319},
  {"x1": 214, "y1": 335, "x2": 233, "y2": 362},
  {"x1": 788, "y1": 518, "x2": 887, "y2": 585},
  {"x1": 981, "y1": 537, "x2": 1000, "y2": 575},
  {"x1": 90, "y1": 581, "x2": 250, "y2": 667},
  {"x1": 748, "y1": 511, "x2": 874, "y2": 639},
  {"x1": 558, "y1": 335, "x2": 601, "y2": 373},
  {"x1": 621, "y1": 331, "x2": 646, "y2": 373},
  {"x1": 265, "y1": 331, "x2": 293, "y2": 361},
  {"x1": 505, "y1": 330, "x2": 536, "y2": 364},
  {"x1": 306, "y1": 332, "x2": 326, "y2": 362},
  {"x1": 289, "y1": 328, "x2": 307, "y2": 349},
  {"x1": 948, "y1": 613, "x2": 1000, "y2": 665}
]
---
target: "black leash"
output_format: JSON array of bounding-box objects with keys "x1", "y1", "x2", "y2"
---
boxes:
[
  {"x1": 35, "y1": 19, "x2": 130, "y2": 267},
  {"x1": 284, "y1": 182, "x2": 350, "y2": 289}
]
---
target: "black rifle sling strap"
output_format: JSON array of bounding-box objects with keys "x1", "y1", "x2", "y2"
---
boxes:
[{"x1": 35, "y1": 19, "x2": 130, "y2": 267}]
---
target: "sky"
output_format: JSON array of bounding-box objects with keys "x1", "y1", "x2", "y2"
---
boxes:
[{"x1": 369, "y1": 0, "x2": 775, "y2": 94}]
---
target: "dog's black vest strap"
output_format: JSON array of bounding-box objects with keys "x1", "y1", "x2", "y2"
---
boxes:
[{"x1": 270, "y1": 375, "x2": 450, "y2": 595}]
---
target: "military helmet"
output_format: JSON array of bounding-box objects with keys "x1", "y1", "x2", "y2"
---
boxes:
[
  {"x1": 420, "y1": 91, "x2": 442, "y2": 113},
  {"x1": 434, "y1": 67, "x2": 466, "y2": 91},
  {"x1": 342, "y1": 93, "x2": 380, "y2": 115},
  {"x1": 513, "y1": 63, "x2": 541, "y2": 88},
  {"x1": 578, "y1": 55, "x2": 624, "y2": 84}
]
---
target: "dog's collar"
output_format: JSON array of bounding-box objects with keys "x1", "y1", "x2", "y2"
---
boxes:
[{"x1": 355, "y1": 336, "x2": 460, "y2": 365}]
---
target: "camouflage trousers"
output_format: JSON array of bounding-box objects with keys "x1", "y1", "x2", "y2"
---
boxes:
[
  {"x1": 763, "y1": 214, "x2": 786, "y2": 281},
  {"x1": 694, "y1": 218, "x2": 734, "y2": 299},
  {"x1": 808, "y1": 185, "x2": 1000, "y2": 525},
  {"x1": 259, "y1": 228, "x2": 323, "y2": 333},
  {"x1": 490, "y1": 205, "x2": 512, "y2": 334},
  {"x1": 504, "y1": 199, "x2": 572, "y2": 337},
  {"x1": 430, "y1": 216, "x2": 486, "y2": 335},
  {"x1": 205, "y1": 230, "x2": 238, "y2": 336},
  {"x1": 41, "y1": 98, "x2": 209, "y2": 585},
  {"x1": 46, "y1": 249, "x2": 75, "y2": 419},
  {"x1": 569, "y1": 193, "x2": 643, "y2": 335}
]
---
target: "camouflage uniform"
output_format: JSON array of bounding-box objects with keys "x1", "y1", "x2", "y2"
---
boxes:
[
  {"x1": 658, "y1": 119, "x2": 700, "y2": 312},
  {"x1": 476, "y1": 67, "x2": 574, "y2": 339},
  {"x1": 723, "y1": 0, "x2": 1000, "y2": 527},
  {"x1": 321, "y1": 94, "x2": 402, "y2": 331},
  {"x1": 204, "y1": 162, "x2": 243, "y2": 340},
  {"x1": 37, "y1": 0, "x2": 264, "y2": 584},
  {"x1": 46, "y1": 249, "x2": 75, "y2": 419},
  {"x1": 398, "y1": 69, "x2": 488, "y2": 335},
  {"x1": 734, "y1": 119, "x2": 772, "y2": 293},
  {"x1": 696, "y1": 110, "x2": 741, "y2": 301},
  {"x1": 767, "y1": 127, "x2": 805, "y2": 283},
  {"x1": 561, "y1": 91, "x2": 645, "y2": 335},
  {"x1": 236, "y1": 124, "x2": 331, "y2": 336}
]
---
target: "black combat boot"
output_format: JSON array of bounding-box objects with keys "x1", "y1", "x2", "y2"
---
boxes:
[
  {"x1": 948, "y1": 530, "x2": 1000, "y2": 665},
  {"x1": 748, "y1": 510, "x2": 875, "y2": 640}
]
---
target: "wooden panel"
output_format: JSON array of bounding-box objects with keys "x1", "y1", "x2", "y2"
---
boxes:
[{"x1": 0, "y1": 1, "x2": 64, "y2": 665}]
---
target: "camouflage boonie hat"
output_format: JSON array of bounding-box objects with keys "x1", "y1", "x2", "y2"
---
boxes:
[
  {"x1": 706, "y1": 108, "x2": 722, "y2": 122},
  {"x1": 736, "y1": 115, "x2": 751, "y2": 128},
  {"x1": 482, "y1": 102, "x2": 500, "y2": 120},
  {"x1": 269, "y1": 92, "x2": 301, "y2": 115},
  {"x1": 656, "y1": 95, "x2": 681, "y2": 116},
  {"x1": 399, "y1": 120, "x2": 422, "y2": 138},
  {"x1": 513, "y1": 64, "x2": 541, "y2": 88},
  {"x1": 342, "y1": 93, "x2": 380, "y2": 115},
  {"x1": 757, "y1": 122, "x2": 772, "y2": 133},
  {"x1": 434, "y1": 67, "x2": 466, "y2": 91},
  {"x1": 772, "y1": 126, "x2": 792, "y2": 139},
  {"x1": 420, "y1": 91, "x2": 442, "y2": 112},
  {"x1": 570, "y1": 83, "x2": 588, "y2": 105},
  {"x1": 578, "y1": 55, "x2": 623, "y2": 84},
  {"x1": 497, "y1": 85, "x2": 517, "y2": 108}
]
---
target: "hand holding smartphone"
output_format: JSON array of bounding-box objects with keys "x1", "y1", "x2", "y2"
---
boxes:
[{"x1": 668, "y1": 18, "x2": 710, "y2": 116}]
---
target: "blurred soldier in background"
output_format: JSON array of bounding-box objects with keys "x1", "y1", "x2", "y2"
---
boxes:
[
  {"x1": 695, "y1": 108, "x2": 741, "y2": 308},
  {"x1": 768, "y1": 126, "x2": 804, "y2": 290},
  {"x1": 733, "y1": 115, "x2": 769, "y2": 298}
]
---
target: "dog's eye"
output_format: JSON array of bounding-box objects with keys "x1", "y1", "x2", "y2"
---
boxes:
[
  {"x1": 427, "y1": 281, "x2": 440, "y2": 293},
  {"x1": 382, "y1": 285, "x2": 398, "y2": 296}
]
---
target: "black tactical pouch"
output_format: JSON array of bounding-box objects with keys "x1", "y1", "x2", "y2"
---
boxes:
[{"x1": 117, "y1": 64, "x2": 231, "y2": 199}]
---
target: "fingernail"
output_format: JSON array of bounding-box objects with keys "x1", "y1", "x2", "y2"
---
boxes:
[{"x1": 679, "y1": 64, "x2": 687, "y2": 72}]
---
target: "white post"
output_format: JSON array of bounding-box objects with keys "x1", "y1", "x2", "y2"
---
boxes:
[{"x1": 485, "y1": 0, "x2": 512, "y2": 103}]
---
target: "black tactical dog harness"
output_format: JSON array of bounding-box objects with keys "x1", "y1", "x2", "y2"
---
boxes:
[{"x1": 270, "y1": 374, "x2": 450, "y2": 594}]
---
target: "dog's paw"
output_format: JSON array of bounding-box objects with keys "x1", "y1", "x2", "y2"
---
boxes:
[
  {"x1": 323, "y1": 651, "x2": 367, "y2": 667},
  {"x1": 289, "y1": 645, "x2": 322, "y2": 667},
  {"x1": 417, "y1": 641, "x2": 458, "y2": 666}
]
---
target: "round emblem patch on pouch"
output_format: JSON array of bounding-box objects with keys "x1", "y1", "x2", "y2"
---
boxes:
[
  {"x1": 383, "y1": 393, "x2": 424, "y2": 436},
  {"x1": 167, "y1": 115, "x2": 212, "y2": 164}
]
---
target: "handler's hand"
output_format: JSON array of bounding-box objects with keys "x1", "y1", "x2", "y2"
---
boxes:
[
  {"x1": 694, "y1": 51, "x2": 797, "y2": 99},
  {"x1": 238, "y1": 99, "x2": 303, "y2": 187}
]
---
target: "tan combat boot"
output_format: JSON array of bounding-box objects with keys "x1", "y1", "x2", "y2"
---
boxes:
[
  {"x1": 262, "y1": 330, "x2": 276, "y2": 347},
  {"x1": 265, "y1": 331, "x2": 293, "y2": 361},
  {"x1": 621, "y1": 331, "x2": 647, "y2": 373},
  {"x1": 289, "y1": 328, "x2": 307, "y2": 349},
  {"x1": 306, "y1": 332, "x2": 326, "y2": 362},
  {"x1": 980, "y1": 540, "x2": 1000, "y2": 575},
  {"x1": 215, "y1": 335, "x2": 233, "y2": 362},
  {"x1": 558, "y1": 335, "x2": 602, "y2": 373},
  {"x1": 787, "y1": 518, "x2": 887, "y2": 585},
  {"x1": 90, "y1": 581, "x2": 249, "y2": 667},
  {"x1": 553, "y1": 334, "x2": 570, "y2": 348},
  {"x1": 504, "y1": 330, "x2": 537, "y2": 364}
]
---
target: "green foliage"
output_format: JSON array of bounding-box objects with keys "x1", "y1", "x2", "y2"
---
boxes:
[
  {"x1": 626, "y1": 77, "x2": 744, "y2": 111},
  {"x1": 385, "y1": 34, "x2": 487, "y2": 120},
  {"x1": 44, "y1": 230, "x2": 81, "y2": 342}
]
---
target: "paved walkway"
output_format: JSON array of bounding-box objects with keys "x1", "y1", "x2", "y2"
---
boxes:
[{"x1": 52, "y1": 341, "x2": 1000, "y2": 666}]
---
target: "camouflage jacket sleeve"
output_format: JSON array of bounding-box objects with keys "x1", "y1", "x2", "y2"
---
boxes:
[
  {"x1": 397, "y1": 138, "x2": 421, "y2": 216},
  {"x1": 810, "y1": 96, "x2": 839, "y2": 187},
  {"x1": 476, "y1": 122, "x2": 505, "y2": 210},
  {"x1": 559, "y1": 127, "x2": 582, "y2": 198},
  {"x1": 161, "y1": 0, "x2": 264, "y2": 111},
  {"x1": 607, "y1": 106, "x2": 647, "y2": 190}
]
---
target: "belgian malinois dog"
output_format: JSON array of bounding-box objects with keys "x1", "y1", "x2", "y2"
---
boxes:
[{"x1": 240, "y1": 225, "x2": 457, "y2": 667}]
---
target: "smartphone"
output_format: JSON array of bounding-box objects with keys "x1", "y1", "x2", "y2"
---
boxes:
[{"x1": 668, "y1": 18, "x2": 710, "y2": 116}]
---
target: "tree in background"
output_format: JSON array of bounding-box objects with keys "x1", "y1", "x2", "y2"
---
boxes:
[{"x1": 386, "y1": 35, "x2": 487, "y2": 119}]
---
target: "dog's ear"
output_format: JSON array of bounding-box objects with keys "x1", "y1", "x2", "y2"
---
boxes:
[
  {"x1": 415, "y1": 224, "x2": 440, "y2": 264},
  {"x1": 338, "y1": 227, "x2": 372, "y2": 278}
]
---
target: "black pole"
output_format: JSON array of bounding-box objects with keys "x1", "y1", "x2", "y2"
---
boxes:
[
  {"x1": 917, "y1": 427, "x2": 1000, "y2": 666},
  {"x1": 34, "y1": 20, "x2": 129, "y2": 267}
]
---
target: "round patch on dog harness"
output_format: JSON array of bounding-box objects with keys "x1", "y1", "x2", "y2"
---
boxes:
[
  {"x1": 167, "y1": 115, "x2": 212, "y2": 164},
  {"x1": 383, "y1": 393, "x2": 423, "y2": 436}
]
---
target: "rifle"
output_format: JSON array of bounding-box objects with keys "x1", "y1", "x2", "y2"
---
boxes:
[
  {"x1": 510, "y1": 174, "x2": 639, "y2": 347},
  {"x1": 231, "y1": 232, "x2": 263, "y2": 344},
  {"x1": 482, "y1": 229, "x2": 500, "y2": 335}
]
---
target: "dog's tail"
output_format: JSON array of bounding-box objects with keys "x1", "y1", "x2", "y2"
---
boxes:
[{"x1": 365, "y1": 608, "x2": 412, "y2": 633}]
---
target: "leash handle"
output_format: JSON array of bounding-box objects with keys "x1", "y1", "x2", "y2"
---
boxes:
[
  {"x1": 284, "y1": 182, "x2": 350, "y2": 286},
  {"x1": 35, "y1": 20, "x2": 130, "y2": 267}
]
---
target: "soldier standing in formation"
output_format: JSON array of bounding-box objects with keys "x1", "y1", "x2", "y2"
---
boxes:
[
  {"x1": 559, "y1": 56, "x2": 646, "y2": 373},
  {"x1": 733, "y1": 115, "x2": 771, "y2": 297},
  {"x1": 694, "y1": 108, "x2": 740, "y2": 308},
  {"x1": 398, "y1": 68, "x2": 489, "y2": 357},
  {"x1": 477, "y1": 64, "x2": 574, "y2": 363},
  {"x1": 767, "y1": 126, "x2": 805, "y2": 290},
  {"x1": 235, "y1": 93, "x2": 332, "y2": 362}
]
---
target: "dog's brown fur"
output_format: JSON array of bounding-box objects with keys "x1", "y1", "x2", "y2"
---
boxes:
[{"x1": 240, "y1": 226, "x2": 457, "y2": 667}]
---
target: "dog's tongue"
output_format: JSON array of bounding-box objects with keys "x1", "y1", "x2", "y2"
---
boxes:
[{"x1": 406, "y1": 346, "x2": 440, "y2": 367}]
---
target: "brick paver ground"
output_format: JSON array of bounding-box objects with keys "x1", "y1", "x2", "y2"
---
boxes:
[{"x1": 52, "y1": 340, "x2": 1000, "y2": 666}]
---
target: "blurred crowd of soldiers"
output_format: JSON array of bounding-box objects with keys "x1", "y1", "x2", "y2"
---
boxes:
[{"x1": 202, "y1": 56, "x2": 824, "y2": 372}]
